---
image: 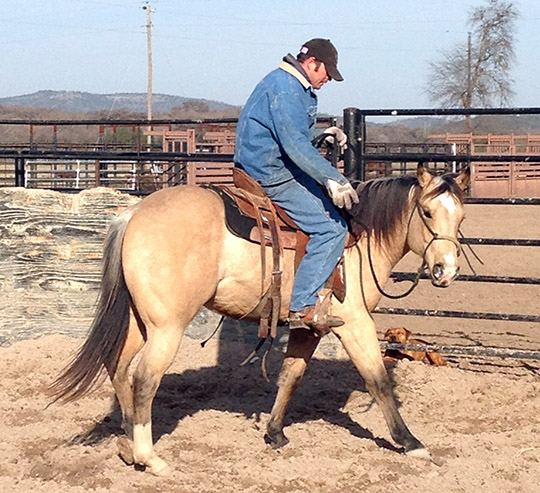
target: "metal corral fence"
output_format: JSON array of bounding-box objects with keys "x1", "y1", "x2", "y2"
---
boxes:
[
  {"x1": 342, "y1": 106, "x2": 540, "y2": 363},
  {"x1": 0, "y1": 116, "x2": 243, "y2": 191},
  {"x1": 1, "y1": 109, "x2": 539, "y2": 363},
  {"x1": 0, "y1": 116, "x2": 336, "y2": 191}
]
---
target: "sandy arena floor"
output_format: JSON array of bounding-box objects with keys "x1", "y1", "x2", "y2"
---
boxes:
[{"x1": 1, "y1": 202, "x2": 539, "y2": 492}]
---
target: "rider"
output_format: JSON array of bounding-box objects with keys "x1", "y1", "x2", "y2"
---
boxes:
[{"x1": 234, "y1": 38, "x2": 359, "y2": 331}]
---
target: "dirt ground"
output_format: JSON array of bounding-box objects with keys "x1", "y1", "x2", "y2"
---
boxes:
[
  {"x1": 1, "y1": 203, "x2": 539, "y2": 493},
  {"x1": 1, "y1": 334, "x2": 539, "y2": 493}
]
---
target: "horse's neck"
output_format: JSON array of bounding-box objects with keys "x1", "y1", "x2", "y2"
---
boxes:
[
  {"x1": 353, "y1": 182, "x2": 416, "y2": 269},
  {"x1": 345, "y1": 213, "x2": 411, "y2": 311},
  {"x1": 349, "y1": 218, "x2": 407, "y2": 273},
  {"x1": 387, "y1": 227, "x2": 411, "y2": 268},
  {"x1": 374, "y1": 210, "x2": 412, "y2": 270}
]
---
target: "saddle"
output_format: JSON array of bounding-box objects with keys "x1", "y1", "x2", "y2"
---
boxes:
[{"x1": 210, "y1": 168, "x2": 348, "y2": 340}]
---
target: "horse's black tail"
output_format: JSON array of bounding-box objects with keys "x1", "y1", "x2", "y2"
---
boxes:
[{"x1": 48, "y1": 207, "x2": 136, "y2": 403}]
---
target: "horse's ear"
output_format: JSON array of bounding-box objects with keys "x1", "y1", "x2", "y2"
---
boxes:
[
  {"x1": 417, "y1": 163, "x2": 433, "y2": 188},
  {"x1": 455, "y1": 166, "x2": 471, "y2": 191}
]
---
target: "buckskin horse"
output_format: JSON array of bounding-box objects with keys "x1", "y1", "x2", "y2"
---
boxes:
[{"x1": 50, "y1": 164, "x2": 470, "y2": 475}]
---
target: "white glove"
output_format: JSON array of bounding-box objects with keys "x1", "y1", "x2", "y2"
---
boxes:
[
  {"x1": 322, "y1": 126, "x2": 348, "y2": 152},
  {"x1": 326, "y1": 179, "x2": 359, "y2": 210}
]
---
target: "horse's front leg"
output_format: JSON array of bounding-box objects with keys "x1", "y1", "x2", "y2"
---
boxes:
[
  {"x1": 266, "y1": 328, "x2": 321, "y2": 448},
  {"x1": 333, "y1": 314, "x2": 430, "y2": 459}
]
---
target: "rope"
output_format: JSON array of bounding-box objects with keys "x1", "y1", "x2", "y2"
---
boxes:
[
  {"x1": 200, "y1": 316, "x2": 225, "y2": 348},
  {"x1": 458, "y1": 229, "x2": 485, "y2": 275},
  {"x1": 357, "y1": 201, "x2": 425, "y2": 299},
  {"x1": 239, "y1": 336, "x2": 275, "y2": 383},
  {"x1": 360, "y1": 227, "x2": 425, "y2": 299}
]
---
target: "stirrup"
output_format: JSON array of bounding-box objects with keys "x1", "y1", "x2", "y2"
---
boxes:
[{"x1": 288, "y1": 295, "x2": 344, "y2": 336}]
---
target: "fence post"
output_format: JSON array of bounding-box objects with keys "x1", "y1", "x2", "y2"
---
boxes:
[
  {"x1": 14, "y1": 157, "x2": 25, "y2": 187},
  {"x1": 343, "y1": 107, "x2": 366, "y2": 181},
  {"x1": 95, "y1": 160, "x2": 101, "y2": 187},
  {"x1": 358, "y1": 112, "x2": 366, "y2": 181}
]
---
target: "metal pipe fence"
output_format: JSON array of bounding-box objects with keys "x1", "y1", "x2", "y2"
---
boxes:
[
  {"x1": 380, "y1": 341, "x2": 540, "y2": 361},
  {"x1": 342, "y1": 106, "x2": 540, "y2": 362},
  {"x1": 1, "y1": 111, "x2": 540, "y2": 362}
]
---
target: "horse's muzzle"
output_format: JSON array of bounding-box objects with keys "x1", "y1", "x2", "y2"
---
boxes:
[{"x1": 430, "y1": 263, "x2": 460, "y2": 287}]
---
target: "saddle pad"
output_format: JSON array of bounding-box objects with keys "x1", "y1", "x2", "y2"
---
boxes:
[{"x1": 208, "y1": 185, "x2": 300, "y2": 249}]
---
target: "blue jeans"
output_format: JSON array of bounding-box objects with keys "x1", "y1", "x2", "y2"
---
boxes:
[{"x1": 263, "y1": 175, "x2": 347, "y2": 312}]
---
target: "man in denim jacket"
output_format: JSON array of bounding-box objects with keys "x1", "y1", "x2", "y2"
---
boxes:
[{"x1": 234, "y1": 38, "x2": 358, "y2": 331}]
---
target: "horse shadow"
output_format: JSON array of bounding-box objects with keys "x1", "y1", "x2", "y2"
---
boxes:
[{"x1": 75, "y1": 318, "x2": 403, "y2": 453}]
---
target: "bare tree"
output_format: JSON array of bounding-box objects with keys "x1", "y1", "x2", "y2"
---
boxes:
[{"x1": 426, "y1": 0, "x2": 519, "y2": 111}]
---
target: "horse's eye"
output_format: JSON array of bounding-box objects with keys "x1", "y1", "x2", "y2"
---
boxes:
[{"x1": 423, "y1": 209, "x2": 432, "y2": 219}]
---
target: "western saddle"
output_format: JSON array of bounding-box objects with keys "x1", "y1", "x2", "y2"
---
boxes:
[{"x1": 211, "y1": 167, "x2": 348, "y2": 340}]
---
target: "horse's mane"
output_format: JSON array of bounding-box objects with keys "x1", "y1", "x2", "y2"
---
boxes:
[
  {"x1": 348, "y1": 175, "x2": 418, "y2": 244},
  {"x1": 424, "y1": 172, "x2": 466, "y2": 203},
  {"x1": 348, "y1": 173, "x2": 465, "y2": 244}
]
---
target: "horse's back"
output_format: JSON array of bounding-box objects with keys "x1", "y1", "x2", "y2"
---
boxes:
[
  {"x1": 124, "y1": 185, "x2": 226, "y2": 249},
  {"x1": 132, "y1": 185, "x2": 224, "y2": 223}
]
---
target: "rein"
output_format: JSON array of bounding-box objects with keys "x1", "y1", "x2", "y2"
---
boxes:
[{"x1": 358, "y1": 199, "x2": 462, "y2": 300}]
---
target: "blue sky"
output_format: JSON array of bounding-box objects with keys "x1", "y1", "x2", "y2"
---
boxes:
[{"x1": 2, "y1": 0, "x2": 539, "y2": 115}]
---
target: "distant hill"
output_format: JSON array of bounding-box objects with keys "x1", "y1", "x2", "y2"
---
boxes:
[
  {"x1": 0, "y1": 90, "x2": 237, "y2": 114},
  {"x1": 2, "y1": 91, "x2": 540, "y2": 143}
]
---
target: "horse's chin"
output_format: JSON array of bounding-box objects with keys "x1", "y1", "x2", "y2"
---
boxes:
[{"x1": 431, "y1": 278, "x2": 453, "y2": 288}]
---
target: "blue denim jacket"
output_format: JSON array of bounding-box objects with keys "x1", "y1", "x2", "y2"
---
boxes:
[{"x1": 234, "y1": 60, "x2": 347, "y2": 187}]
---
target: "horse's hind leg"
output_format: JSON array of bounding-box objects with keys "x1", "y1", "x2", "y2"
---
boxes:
[
  {"x1": 334, "y1": 316, "x2": 430, "y2": 458},
  {"x1": 266, "y1": 329, "x2": 321, "y2": 448},
  {"x1": 106, "y1": 307, "x2": 145, "y2": 465},
  {"x1": 131, "y1": 325, "x2": 185, "y2": 476}
]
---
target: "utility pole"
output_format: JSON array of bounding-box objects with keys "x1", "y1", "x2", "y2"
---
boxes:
[
  {"x1": 466, "y1": 31, "x2": 472, "y2": 133},
  {"x1": 143, "y1": 2, "x2": 153, "y2": 149}
]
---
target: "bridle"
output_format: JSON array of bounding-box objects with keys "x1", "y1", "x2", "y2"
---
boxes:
[
  {"x1": 358, "y1": 196, "x2": 462, "y2": 300},
  {"x1": 415, "y1": 199, "x2": 462, "y2": 257}
]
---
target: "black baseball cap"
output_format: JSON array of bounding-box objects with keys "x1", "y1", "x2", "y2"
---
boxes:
[{"x1": 299, "y1": 38, "x2": 343, "y2": 82}]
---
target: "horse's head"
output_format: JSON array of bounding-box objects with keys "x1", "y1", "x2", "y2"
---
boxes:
[{"x1": 407, "y1": 164, "x2": 470, "y2": 287}]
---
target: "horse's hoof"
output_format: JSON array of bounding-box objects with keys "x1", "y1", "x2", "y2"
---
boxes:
[
  {"x1": 406, "y1": 447, "x2": 432, "y2": 461},
  {"x1": 117, "y1": 437, "x2": 134, "y2": 465},
  {"x1": 264, "y1": 431, "x2": 290, "y2": 449},
  {"x1": 146, "y1": 457, "x2": 171, "y2": 476}
]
